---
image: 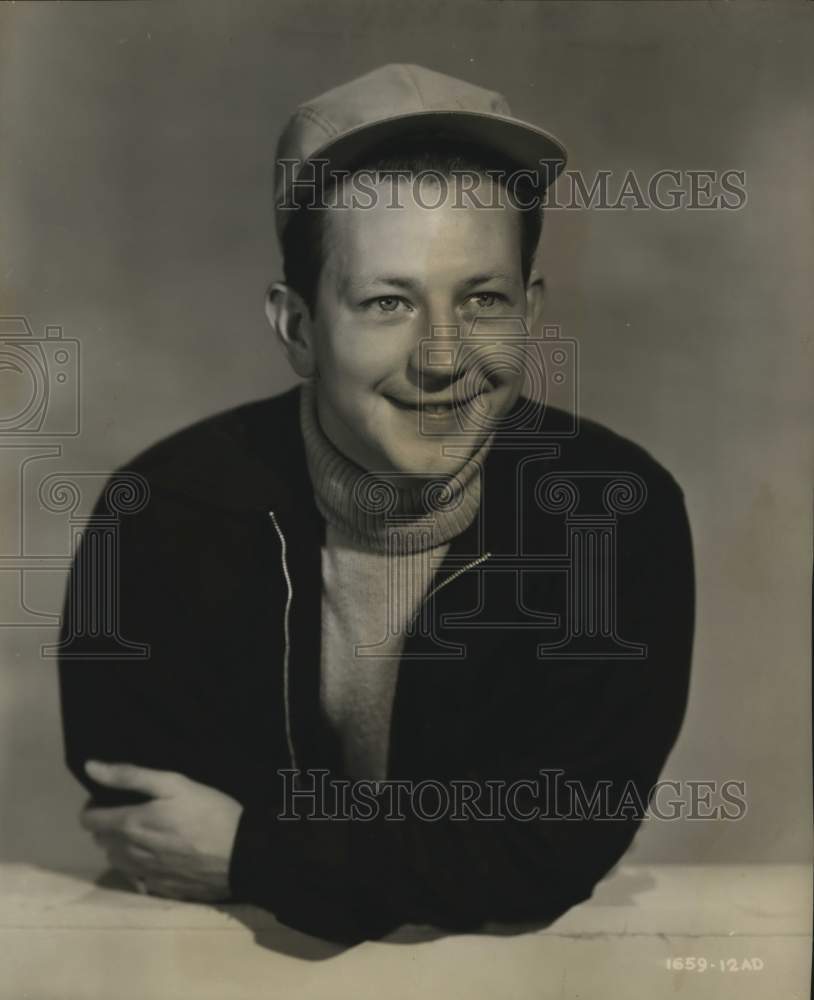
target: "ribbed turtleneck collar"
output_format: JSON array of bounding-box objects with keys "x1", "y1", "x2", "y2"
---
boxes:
[{"x1": 298, "y1": 379, "x2": 492, "y2": 554}]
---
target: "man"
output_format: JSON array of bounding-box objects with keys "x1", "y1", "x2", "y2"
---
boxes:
[{"x1": 58, "y1": 64, "x2": 695, "y2": 943}]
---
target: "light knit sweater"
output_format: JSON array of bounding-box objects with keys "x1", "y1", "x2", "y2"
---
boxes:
[{"x1": 298, "y1": 379, "x2": 490, "y2": 781}]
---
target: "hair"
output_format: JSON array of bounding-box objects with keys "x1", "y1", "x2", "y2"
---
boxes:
[{"x1": 280, "y1": 135, "x2": 545, "y2": 315}]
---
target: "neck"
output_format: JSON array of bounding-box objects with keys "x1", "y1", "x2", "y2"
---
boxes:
[{"x1": 298, "y1": 379, "x2": 492, "y2": 554}]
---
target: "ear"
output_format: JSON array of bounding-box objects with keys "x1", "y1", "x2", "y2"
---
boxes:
[
  {"x1": 525, "y1": 273, "x2": 545, "y2": 334},
  {"x1": 265, "y1": 282, "x2": 317, "y2": 378}
]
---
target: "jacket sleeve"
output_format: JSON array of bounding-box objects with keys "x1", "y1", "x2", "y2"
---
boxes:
[
  {"x1": 228, "y1": 470, "x2": 695, "y2": 943},
  {"x1": 57, "y1": 477, "x2": 208, "y2": 807}
]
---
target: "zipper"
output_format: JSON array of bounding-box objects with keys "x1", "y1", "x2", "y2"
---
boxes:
[
  {"x1": 424, "y1": 551, "x2": 492, "y2": 602},
  {"x1": 268, "y1": 509, "x2": 488, "y2": 771},
  {"x1": 268, "y1": 510, "x2": 298, "y2": 771}
]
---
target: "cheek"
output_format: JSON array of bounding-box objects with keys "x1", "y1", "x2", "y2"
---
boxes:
[
  {"x1": 317, "y1": 322, "x2": 406, "y2": 385},
  {"x1": 313, "y1": 338, "x2": 385, "y2": 429}
]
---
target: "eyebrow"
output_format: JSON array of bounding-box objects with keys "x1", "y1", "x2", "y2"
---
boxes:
[
  {"x1": 459, "y1": 272, "x2": 516, "y2": 290},
  {"x1": 343, "y1": 276, "x2": 417, "y2": 293},
  {"x1": 343, "y1": 272, "x2": 516, "y2": 295}
]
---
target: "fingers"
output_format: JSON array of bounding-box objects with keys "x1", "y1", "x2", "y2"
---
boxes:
[
  {"x1": 80, "y1": 803, "x2": 134, "y2": 835},
  {"x1": 99, "y1": 838, "x2": 149, "y2": 879},
  {"x1": 142, "y1": 879, "x2": 184, "y2": 899},
  {"x1": 80, "y1": 803, "x2": 173, "y2": 852},
  {"x1": 141, "y1": 878, "x2": 224, "y2": 902},
  {"x1": 99, "y1": 846, "x2": 217, "y2": 902},
  {"x1": 91, "y1": 830, "x2": 227, "y2": 904},
  {"x1": 84, "y1": 761, "x2": 186, "y2": 798},
  {"x1": 95, "y1": 833, "x2": 177, "y2": 895},
  {"x1": 93, "y1": 831, "x2": 156, "y2": 865}
]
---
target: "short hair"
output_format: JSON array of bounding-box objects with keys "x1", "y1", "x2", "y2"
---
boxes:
[{"x1": 280, "y1": 135, "x2": 545, "y2": 315}]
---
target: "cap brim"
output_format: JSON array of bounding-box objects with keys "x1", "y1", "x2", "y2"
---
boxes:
[{"x1": 304, "y1": 110, "x2": 567, "y2": 188}]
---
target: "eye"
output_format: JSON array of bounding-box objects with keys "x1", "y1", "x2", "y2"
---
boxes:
[
  {"x1": 470, "y1": 292, "x2": 501, "y2": 309},
  {"x1": 377, "y1": 297, "x2": 401, "y2": 312},
  {"x1": 362, "y1": 296, "x2": 411, "y2": 313}
]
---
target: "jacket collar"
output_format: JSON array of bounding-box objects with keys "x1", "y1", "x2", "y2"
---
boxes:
[
  {"x1": 138, "y1": 385, "x2": 317, "y2": 519},
  {"x1": 140, "y1": 383, "x2": 561, "y2": 553}
]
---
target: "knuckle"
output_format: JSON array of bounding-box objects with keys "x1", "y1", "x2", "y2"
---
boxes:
[
  {"x1": 121, "y1": 817, "x2": 141, "y2": 840},
  {"x1": 149, "y1": 800, "x2": 172, "y2": 824},
  {"x1": 124, "y1": 842, "x2": 150, "y2": 862}
]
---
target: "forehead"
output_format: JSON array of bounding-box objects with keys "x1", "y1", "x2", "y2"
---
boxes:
[{"x1": 320, "y1": 174, "x2": 524, "y2": 284}]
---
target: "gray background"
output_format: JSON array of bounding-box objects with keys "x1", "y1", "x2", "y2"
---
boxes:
[{"x1": 0, "y1": 0, "x2": 811, "y2": 872}]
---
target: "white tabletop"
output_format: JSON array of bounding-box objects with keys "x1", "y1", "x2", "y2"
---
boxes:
[{"x1": 0, "y1": 862, "x2": 810, "y2": 999}]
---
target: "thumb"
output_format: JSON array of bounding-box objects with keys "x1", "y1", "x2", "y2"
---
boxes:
[{"x1": 84, "y1": 760, "x2": 183, "y2": 798}]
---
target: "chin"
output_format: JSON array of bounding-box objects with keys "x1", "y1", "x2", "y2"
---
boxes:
[{"x1": 379, "y1": 438, "x2": 482, "y2": 479}]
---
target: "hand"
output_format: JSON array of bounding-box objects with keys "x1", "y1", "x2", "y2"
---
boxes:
[{"x1": 80, "y1": 760, "x2": 243, "y2": 902}]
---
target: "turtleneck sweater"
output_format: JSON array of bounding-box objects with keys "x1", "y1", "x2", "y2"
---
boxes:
[{"x1": 298, "y1": 379, "x2": 491, "y2": 781}]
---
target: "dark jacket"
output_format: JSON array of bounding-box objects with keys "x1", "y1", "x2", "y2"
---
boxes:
[{"x1": 58, "y1": 385, "x2": 694, "y2": 943}]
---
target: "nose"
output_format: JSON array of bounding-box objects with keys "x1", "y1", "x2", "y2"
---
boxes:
[{"x1": 409, "y1": 323, "x2": 465, "y2": 393}]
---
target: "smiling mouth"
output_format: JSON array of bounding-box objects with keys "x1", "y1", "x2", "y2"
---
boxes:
[{"x1": 386, "y1": 391, "x2": 486, "y2": 417}]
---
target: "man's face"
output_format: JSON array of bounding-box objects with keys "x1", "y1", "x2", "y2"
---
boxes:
[{"x1": 307, "y1": 175, "x2": 536, "y2": 477}]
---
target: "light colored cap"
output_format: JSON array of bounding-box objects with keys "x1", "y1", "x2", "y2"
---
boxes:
[{"x1": 274, "y1": 63, "x2": 567, "y2": 239}]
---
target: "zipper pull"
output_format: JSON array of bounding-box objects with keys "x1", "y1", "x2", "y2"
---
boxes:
[{"x1": 425, "y1": 551, "x2": 492, "y2": 602}]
